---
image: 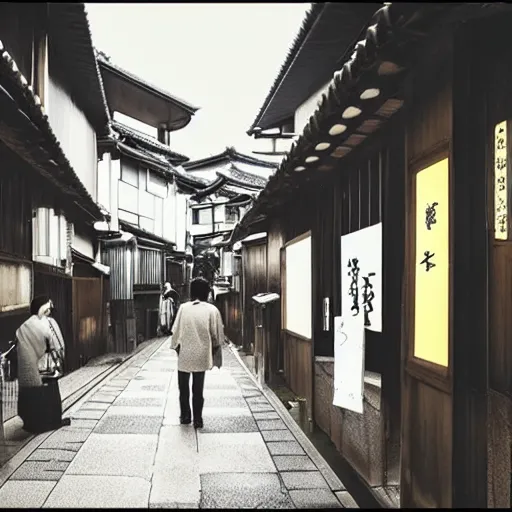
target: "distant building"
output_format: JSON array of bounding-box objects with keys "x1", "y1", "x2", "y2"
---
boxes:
[
  {"x1": 182, "y1": 147, "x2": 277, "y2": 285},
  {"x1": 95, "y1": 51, "x2": 199, "y2": 350}
]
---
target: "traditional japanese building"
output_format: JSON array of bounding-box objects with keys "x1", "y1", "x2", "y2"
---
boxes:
[
  {"x1": 182, "y1": 147, "x2": 277, "y2": 283},
  {"x1": 95, "y1": 51, "x2": 200, "y2": 350},
  {"x1": 0, "y1": 3, "x2": 112, "y2": 372},
  {"x1": 227, "y1": 2, "x2": 512, "y2": 508}
]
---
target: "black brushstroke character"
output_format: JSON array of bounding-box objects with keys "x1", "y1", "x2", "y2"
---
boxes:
[
  {"x1": 348, "y1": 258, "x2": 360, "y2": 316},
  {"x1": 361, "y1": 272, "x2": 376, "y2": 327},
  {"x1": 425, "y1": 202, "x2": 439, "y2": 230},
  {"x1": 497, "y1": 175, "x2": 506, "y2": 192},
  {"x1": 420, "y1": 251, "x2": 436, "y2": 272}
]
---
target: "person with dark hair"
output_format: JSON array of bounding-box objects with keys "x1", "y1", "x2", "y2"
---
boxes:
[
  {"x1": 16, "y1": 295, "x2": 70, "y2": 433},
  {"x1": 170, "y1": 277, "x2": 225, "y2": 429}
]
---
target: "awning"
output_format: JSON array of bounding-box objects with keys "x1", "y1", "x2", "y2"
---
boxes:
[{"x1": 71, "y1": 248, "x2": 110, "y2": 275}]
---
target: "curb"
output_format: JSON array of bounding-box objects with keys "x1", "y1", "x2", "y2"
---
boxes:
[{"x1": 228, "y1": 343, "x2": 347, "y2": 497}]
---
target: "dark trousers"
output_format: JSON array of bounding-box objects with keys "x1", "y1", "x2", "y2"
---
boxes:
[{"x1": 178, "y1": 370, "x2": 205, "y2": 420}]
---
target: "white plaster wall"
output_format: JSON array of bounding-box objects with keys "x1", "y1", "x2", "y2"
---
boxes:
[
  {"x1": 294, "y1": 81, "x2": 331, "y2": 135},
  {"x1": 175, "y1": 193, "x2": 188, "y2": 252},
  {"x1": 72, "y1": 232, "x2": 94, "y2": 260},
  {"x1": 97, "y1": 152, "x2": 111, "y2": 211},
  {"x1": 47, "y1": 75, "x2": 98, "y2": 201}
]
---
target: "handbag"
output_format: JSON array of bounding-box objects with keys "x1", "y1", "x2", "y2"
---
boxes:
[
  {"x1": 39, "y1": 338, "x2": 64, "y2": 379},
  {"x1": 212, "y1": 344, "x2": 222, "y2": 369}
]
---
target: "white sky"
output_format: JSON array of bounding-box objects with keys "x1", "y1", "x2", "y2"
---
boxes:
[{"x1": 86, "y1": 3, "x2": 310, "y2": 161}]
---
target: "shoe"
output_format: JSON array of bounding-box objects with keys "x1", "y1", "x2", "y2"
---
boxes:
[
  {"x1": 193, "y1": 418, "x2": 203, "y2": 429},
  {"x1": 61, "y1": 418, "x2": 71, "y2": 427},
  {"x1": 180, "y1": 416, "x2": 191, "y2": 425}
]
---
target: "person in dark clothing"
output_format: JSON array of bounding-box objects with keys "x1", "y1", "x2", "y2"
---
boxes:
[{"x1": 16, "y1": 296, "x2": 70, "y2": 433}]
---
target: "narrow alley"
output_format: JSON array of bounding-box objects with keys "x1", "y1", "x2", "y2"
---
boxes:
[{"x1": 0, "y1": 339, "x2": 352, "y2": 508}]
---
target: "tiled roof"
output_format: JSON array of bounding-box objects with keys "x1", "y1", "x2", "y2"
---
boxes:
[
  {"x1": 48, "y1": 3, "x2": 111, "y2": 136},
  {"x1": 0, "y1": 44, "x2": 104, "y2": 221},
  {"x1": 183, "y1": 146, "x2": 278, "y2": 170},
  {"x1": 220, "y1": 163, "x2": 268, "y2": 189},
  {"x1": 111, "y1": 121, "x2": 189, "y2": 164},
  {"x1": 96, "y1": 50, "x2": 200, "y2": 114},
  {"x1": 247, "y1": 2, "x2": 381, "y2": 134},
  {"x1": 234, "y1": 3, "x2": 459, "y2": 242}
]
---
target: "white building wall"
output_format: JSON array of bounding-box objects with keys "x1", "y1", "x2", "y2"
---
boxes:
[
  {"x1": 47, "y1": 75, "x2": 98, "y2": 201},
  {"x1": 294, "y1": 81, "x2": 331, "y2": 135},
  {"x1": 175, "y1": 193, "x2": 188, "y2": 252},
  {"x1": 72, "y1": 232, "x2": 95, "y2": 260}
]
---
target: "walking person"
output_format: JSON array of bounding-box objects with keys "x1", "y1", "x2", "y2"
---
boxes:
[
  {"x1": 16, "y1": 295, "x2": 70, "y2": 433},
  {"x1": 170, "y1": 277, "x2": 224, "y2": 429}
]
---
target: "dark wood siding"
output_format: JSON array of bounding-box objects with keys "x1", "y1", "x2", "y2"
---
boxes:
[
  {"x1": 241, "y1": 240, "x2": 267, "y2": 352},
  {"x1": 0, "y1": 143, "x2": 33, "y2": 260}
]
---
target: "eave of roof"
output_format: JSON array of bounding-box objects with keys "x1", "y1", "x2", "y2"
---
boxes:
[
  {"x1": 48, "y1": 3, "x2": 111, "y2": 137},
  {"x1": 96, "y1": 51, "x2": 200, "y2": 116},
  {"x1": 183, "y1": 146, "x2": 277, "y2": 170},
  {"x1": 111, "y1": 121, "x2": 189, "y2": 164},
  {"x1": 247, "y1": 2, "x2": 382, "y2": 134},
  {"x1": 235, "y1": 3, "x2": 463, "y2": 242},
  {"x1": 119, "y1": 220, "x2": 176, "y2": 248},
  {"x1": 0, "y1": 44, "x2": 104, "y2": 222}
]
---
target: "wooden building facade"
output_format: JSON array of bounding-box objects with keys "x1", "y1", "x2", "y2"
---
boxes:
[{"x1": 229, "y1": 3, "x2": 512, "y2": 508}]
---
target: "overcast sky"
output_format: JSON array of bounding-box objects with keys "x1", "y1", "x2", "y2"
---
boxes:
[{"x1": 86, "y1": 3, "x2": 310, "y2": 161}]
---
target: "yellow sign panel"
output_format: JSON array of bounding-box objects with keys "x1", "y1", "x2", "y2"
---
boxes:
[
  {"x1": 495, "y1": 121, "x2": 508, "y2": 240},
  {"x1": 414, "y1": 158, "x2": 450, "y2": 367}
]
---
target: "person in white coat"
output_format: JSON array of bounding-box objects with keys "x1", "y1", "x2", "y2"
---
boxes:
[{"x1": 170, "y1": 277, "x2": 224, "y2": 429}]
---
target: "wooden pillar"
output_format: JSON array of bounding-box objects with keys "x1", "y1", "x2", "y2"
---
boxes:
[{"x1": 451, "y1": 20, "x2": 489, "y2": 508}]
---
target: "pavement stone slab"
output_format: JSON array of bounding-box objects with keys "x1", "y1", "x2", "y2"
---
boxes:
[
  {"x1": 281, "y1": 471, "x2": 330, "y2": 490},
  {"x1": 0, "y1": 480, "x2": 56, "y2": 508},
  {"x1": 199, "y1": 415, "x2": 259, "y2": 434},
  {"x1": 201, "y1": 407, "x2": 252, "y2": 417},
  {"x1": 261, "y1": 430, "x2": 296, "y2": 442},
  {"x1": 200, "y1": 472, "x2": 294, "y2": 509},
  {"x1": 105, "y1": 406, "x2": 164, "y2": 417},
  {"x1": 203, "y1": 396, "x2": 247, "y2": 408},
  {"x1": 253, "y1": 411, "x2": 281, "y2": 420},
  {"x1": 79, "y1": 401, "x2": 111, "y2": 411},
  {"x1": 151, "y1": 426, "x2": 200, "y2": 507},
  {"x1": 39, "y1": 428, "x2": 91, "y2": 452},
  {"x1": 94, "y1": 415, "x2": 162, "y2": 434},
  {"x1": 113, "y1": 396, "x2": 166, "y2": 408},
  {"x1": 273, "y1": 456, "x2": 317, "y2": 472},
  {"x1": 267, "y1": 441, "x2": 306, "y2": 456},
  {"x1": 248, "y1": 403, "x2": 276, "y2": 413},
  {"x1": 88, "y1": 394, "x2": 119, "y2": 404},
  {"x1": 197, "y1": 433, "x2": 275, "y2": 473},
  {"x1": 43, "y1": 475, "x2": 151, "y2": 508},
  {"x1": 62, "y1": 419, "x2": 98, "y2": 430},
  {"x1": 27, "y1": 449, "x2": 77, "y2": 462},
  {"x1": 9, "y1": 461, "x2": 68, "y2": 481},
  {"x1": 257, "y1": 419, "x2": 288, "y2": 431},
  {"x1": 71, "y1": 409, "x2": 106, "y2": 420},
  {"x1": 66, "y1": 433, "x2": 157, "y2": 480},
  {"x1": 289, "y1": 489, "x2": 342, "y2": 509}
]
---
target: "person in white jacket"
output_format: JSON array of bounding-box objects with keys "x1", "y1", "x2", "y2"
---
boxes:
[{"x1": 170, "y1": 277, "x2": 224, "y2": 429}]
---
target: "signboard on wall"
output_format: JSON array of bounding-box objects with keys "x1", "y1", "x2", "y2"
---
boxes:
[
  {"x1": 340, "y1": 223, "x2": 383, "y2": 333},
  {"x1": 494, "y1": 120, "x2": 508, "y2": 240},
  {"x1": 284, "y1": 233, "x2": 312, "y2": 339},
  {"x1": 333, "y1": 222, "x2": 382, "y2": 414},
  {"x1": 333, "y1": 314, "x2": 365, "y2": 414},
  {"x1": 413, "y1": 157, "x2": 450, "y2": 367}
]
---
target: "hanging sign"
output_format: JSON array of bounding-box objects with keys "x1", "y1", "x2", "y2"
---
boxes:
[
  {"x1": 413, "y1": 158, "x2": 450, "y2": 367},
  {"x1": 340, "y1": 223, "x2": 383, "y2": 333},
  {"x1": 333, "y1": 314, "x2": 365, "y2": 414},
  {"x1": 495, "y1": 120, "x2": 508, "y2": 240}
]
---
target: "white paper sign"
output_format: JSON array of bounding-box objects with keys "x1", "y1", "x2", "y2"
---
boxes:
[
  {"x1": 341, "y1": 223, "x2": 382, "y2": 332},
  {"x1": 333, "y1": 314, "x2": 365, "y2": 414}
]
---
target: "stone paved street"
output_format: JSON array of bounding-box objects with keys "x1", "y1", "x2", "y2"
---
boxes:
[{"x1": 0, "y1": 339, "x2": 351, "y2": 508}]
